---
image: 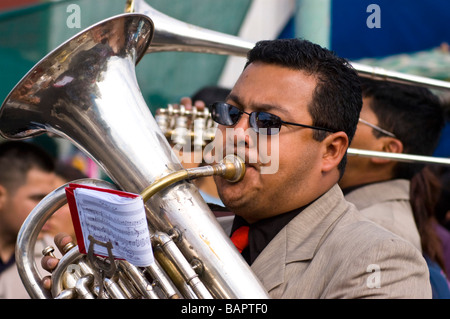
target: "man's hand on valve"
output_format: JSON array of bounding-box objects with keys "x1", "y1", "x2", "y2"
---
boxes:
[{"x1": 41, "y1": 232, "x2": 75, "y2": 290}]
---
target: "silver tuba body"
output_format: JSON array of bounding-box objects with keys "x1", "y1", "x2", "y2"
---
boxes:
[{"x1": 0, "y1": 13, "x2": 268, "y2": 299}]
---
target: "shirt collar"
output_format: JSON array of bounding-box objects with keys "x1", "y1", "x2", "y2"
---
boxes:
[{"x1": 231, "y1": 206, "x2": 306, "y2": 265}]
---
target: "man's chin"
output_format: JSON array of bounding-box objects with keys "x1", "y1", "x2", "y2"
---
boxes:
[{"x1": 217, "y1": 178, "x2": 255, "y2": 208}]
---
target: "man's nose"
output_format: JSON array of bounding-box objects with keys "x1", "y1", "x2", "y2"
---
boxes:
[
  {"x1": 234, "y1": 112, "x2": 250, "y2": 131},
  {"x1": 229, "y1": 113, "x2": 257, "y2": 149}
]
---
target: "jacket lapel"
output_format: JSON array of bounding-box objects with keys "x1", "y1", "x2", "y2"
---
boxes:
[{"x1": 251, "y1": 184, "x2": 349, "y2": 292}]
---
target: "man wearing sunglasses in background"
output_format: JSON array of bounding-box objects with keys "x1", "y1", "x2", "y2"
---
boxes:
[
  {"x1": 43, "y1": 39, "x2": 431, "y2": 298},
  {"x1": 339, "y1": 78, "x2": 447, "y2": 298}
]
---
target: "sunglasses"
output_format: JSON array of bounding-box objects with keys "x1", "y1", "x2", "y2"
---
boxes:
[{"x1": 208, "y1": 102, "x2": 336, "y2": 135}]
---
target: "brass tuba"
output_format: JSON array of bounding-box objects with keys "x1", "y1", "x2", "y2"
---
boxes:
[{"x1": 0, "y1": 13, "x2": 268, "y2": 299}]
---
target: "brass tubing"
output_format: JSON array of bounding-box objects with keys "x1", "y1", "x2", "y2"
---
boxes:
[
  {"x1": 140, "y1": 155, "x2": 245, "y2": 202},
  {"x1": 152, "y1": 232, "x2": 212, "y2": 299},
  {"x1": 74, "y1": 274, "x2": 95, "y2": 299},
  {"x1": 141, "y1": 170, "x2": 189, "y2": 202},
  {"x1": 145, "y1": 259, "x2": 181, "y2": 299},
  {"x1": 153, "y1": 247, "x2": 196, "y2": 298},
  {"x1": 352, "y1": 62, "x2": 450, "y2": 91},
  {"x1": 119, "y1": 260, "x2": 160, "y2": 299},
  {"x1": 347, "y1": 148, "x2": 450, "y2": 166},
  {"x1": 55, "y1": 289, "x2": 77, "y2": 299}
]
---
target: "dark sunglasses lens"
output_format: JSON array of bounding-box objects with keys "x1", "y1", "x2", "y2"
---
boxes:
[
  {"x1": 251, "y1": 112, "x2": 282, "y2": 135},
  {"x1": 210, "y1": 102, "x2": 242, "y2": 126}
]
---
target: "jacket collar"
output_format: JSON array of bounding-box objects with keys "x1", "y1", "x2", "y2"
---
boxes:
[
  {"x1": 250, "y1": 184, "x2": 350, "y2": 291},
  {"x1": 344, "y1": 179, "x2": 409, "y2": 211}
]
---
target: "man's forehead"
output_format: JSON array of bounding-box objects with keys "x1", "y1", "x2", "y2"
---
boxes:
[
  {"x1": 226, "y1": 93, "x2": 291, "y2": 115},
  {"x1": 24, "y1": 168, "x2": 56, "y2": 184},
  {"x1": 360, "y1": 97, "x2": 378, "y2": 120},
  {"x1": 230, "y1": 65, "x2": 316, "y2": 119}
]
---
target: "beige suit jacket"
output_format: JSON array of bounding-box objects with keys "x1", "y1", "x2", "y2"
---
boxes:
[
  {"x1": 344, "y1": 179, "x2": 422, "y2": 252},
  {"x1": 250, "y1": 184, "x2": 431, "y2": 298}
]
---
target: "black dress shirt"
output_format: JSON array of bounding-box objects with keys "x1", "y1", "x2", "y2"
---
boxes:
[{"x1": 230, "y1": 207, "x2": 305, "y2": 265}]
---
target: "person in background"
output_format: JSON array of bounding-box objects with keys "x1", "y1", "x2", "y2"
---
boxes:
[
  {"x1": 410, "y1": 166, "x2": 450, "y2": 298},
  {"x1": 339, "y1": 78, "x2": 448, "y2": 298},
  {"x1": 433, "y1": 167, "x2": 450, "y2": 276},
  {"x1": 0, "y1": 141, "x2": 56, "y2": 298},
  {"x1": 40, "y1": 162, "x2": 88, "y2": 242}
]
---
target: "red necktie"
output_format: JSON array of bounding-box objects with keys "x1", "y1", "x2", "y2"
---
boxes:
[{"x1": 230, "y1": 226, "x2": 249, "y2": 253}]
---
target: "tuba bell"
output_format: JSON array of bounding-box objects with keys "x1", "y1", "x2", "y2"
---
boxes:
[{"x1": 0, "y1": 13, "x2": 268, "y2": 299}]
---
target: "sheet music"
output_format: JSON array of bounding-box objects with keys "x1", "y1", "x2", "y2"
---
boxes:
[{"x1": 73, "y1": 187, "x2": 154, "y2": 267}]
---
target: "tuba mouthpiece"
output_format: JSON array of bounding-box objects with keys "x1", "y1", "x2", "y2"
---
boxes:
[{"x1": 220, "y1": 154, "x2": 246, "y2": 183}]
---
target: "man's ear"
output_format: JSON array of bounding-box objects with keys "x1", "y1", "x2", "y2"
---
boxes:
[
  {"x1": 371, "y1": 137, "x2": 403, "y2": 164},
  {"x1": 321, "y1": 131, "x2": 348, "y2": 173}
]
